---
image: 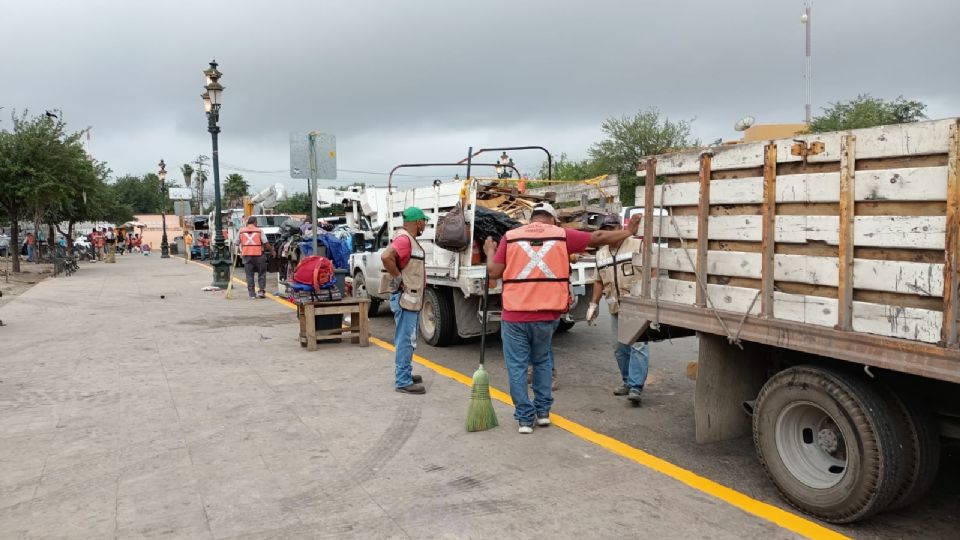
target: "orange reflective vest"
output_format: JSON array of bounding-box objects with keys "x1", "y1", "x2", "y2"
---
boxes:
[
  {"x1": 502, "y1": 223, "x2": 570, "y2": 312},
  {"x1": 238, "y1": 225, "x2": 264, "y2": 257}
]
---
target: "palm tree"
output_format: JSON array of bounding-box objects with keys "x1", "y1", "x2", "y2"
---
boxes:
[
  {"x1": 180, "y1": 163, "x2": 194, "y2": 188},
  {"x1": 223, "y1": 173, "x2": 250, "y2": 208}
]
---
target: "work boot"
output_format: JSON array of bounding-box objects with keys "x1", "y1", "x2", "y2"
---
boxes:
[
  {"x1": 613, "y1": 384, "x2": 629, "y2": 396},
  {"x1": 627, "y1": 388, "x2": 642, "y2": 405},
  {"x1": 396, "y1": 383, "x2": 425, "y2": 394},
  {"x1": 412, "y1": 374, "x2": 423, "y2": 384}
]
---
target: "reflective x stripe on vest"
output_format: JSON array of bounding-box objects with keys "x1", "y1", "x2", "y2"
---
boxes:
[{"x1": 514, "y1": 240, "x2": 558, "y2": 280}]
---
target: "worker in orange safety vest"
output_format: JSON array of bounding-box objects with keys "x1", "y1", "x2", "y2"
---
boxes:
[
  {"x1": 238, "y1": 216, "x2": 272, "y2": 298},
  {"x1": 484, "y1": 203, "x2": 641, "y2": 434}
]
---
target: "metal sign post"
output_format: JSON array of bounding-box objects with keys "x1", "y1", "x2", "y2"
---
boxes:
[{"x1": 290, "y1": 132, "x2": 336, "y2": 257}]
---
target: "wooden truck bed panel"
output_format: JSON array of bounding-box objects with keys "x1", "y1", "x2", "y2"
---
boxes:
[{"x1": 622, "y1": 118, "x2": 960, "y2": 376}]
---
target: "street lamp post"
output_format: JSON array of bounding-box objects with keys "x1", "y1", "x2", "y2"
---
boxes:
[
  {"x1": 202, "y1": 60, "x2": 229, "y2": 288},
  {"x1": 158, "y1": 159, "x2": 170, "y2": 258}
]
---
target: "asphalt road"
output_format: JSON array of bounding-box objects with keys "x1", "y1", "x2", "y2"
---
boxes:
[{"x1": 363, "y1": 300, "x2": 960, "y2": 540}]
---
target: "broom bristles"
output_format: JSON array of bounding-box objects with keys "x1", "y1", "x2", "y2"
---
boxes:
[{"x1": 466, "y1": 365, "x2": 498, "y2": 432}]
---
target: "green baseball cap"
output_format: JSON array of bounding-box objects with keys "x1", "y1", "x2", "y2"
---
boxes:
[{"x1": 402, "y1": 207, "x2": 430, "y2": 222}]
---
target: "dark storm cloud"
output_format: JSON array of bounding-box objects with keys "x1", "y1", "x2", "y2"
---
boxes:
[{"x1": 2, "y1": 0, "x2": 958, "y2": 191}]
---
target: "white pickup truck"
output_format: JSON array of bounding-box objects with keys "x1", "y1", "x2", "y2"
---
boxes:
[{"x1": 348, "y1": 176, "x2": 618, "y2": 346}]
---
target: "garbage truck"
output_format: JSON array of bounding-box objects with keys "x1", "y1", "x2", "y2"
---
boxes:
[{"x1": 615, "y1": 118, "x2": 960, "y2": 523}]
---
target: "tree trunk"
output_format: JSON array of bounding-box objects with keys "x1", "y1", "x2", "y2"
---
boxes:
[
  {"x1": 57, "y1": 222, "x2": 75, "y2": 251},
  {"x1": 10, "y1": 220, "x2": 20, "y2": 273},
  {"x1": 48, "y1": 224, "x2": 55, "y2": 257}
]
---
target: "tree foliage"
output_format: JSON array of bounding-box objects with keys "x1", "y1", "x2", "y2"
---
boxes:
[
  {"x1": 0, "y1": 111, "x2": 126, "y2": 271},
  {"x1": 223, "y1": 173, "x2": 249, "y2": 207},
  {"x1": 112, "y1": 173, "x2": 168, "y2": 213},
  {"x1": 809, "y1": 94, "x2": 927, "y2": 133}
]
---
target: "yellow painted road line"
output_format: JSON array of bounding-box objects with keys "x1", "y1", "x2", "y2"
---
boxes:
[{"x1": 183, "y1": 257, "x2": 848, "y2": 540}]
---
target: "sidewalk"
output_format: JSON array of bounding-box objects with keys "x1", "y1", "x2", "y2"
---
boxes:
[{"x1": 0, "y1": 255, "x2": 795, "y2": 539}]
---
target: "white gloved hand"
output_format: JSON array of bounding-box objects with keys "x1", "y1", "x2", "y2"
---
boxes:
[{"x1": 586, "y1": 302, "x2": 599, "y2": 326}]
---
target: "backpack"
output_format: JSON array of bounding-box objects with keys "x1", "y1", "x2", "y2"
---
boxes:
[
  {"x1": 293, "y1": 255, "x2": 335, "y2": 292},
  {"x1": 435, "y1": 202, "x2": 469, "y2": 251}
]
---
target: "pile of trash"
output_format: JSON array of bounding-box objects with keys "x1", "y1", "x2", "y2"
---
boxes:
[{"x1": 473, "y1": 177, "x2": 616, "y2": 231}]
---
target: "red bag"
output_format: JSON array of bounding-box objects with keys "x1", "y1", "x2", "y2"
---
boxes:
[{"x1": 293, "y1": 255, "x2": 334, "y2": 291}]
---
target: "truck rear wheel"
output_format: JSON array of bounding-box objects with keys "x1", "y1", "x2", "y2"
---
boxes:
[
  {"x1": 351, "y1": 272, "x2": 381, "y2": 317},
  {"x1": 882, "y1": 389, "x2": 941, "y2": 511},
  {"x1": 753, "y1": 365, "x2": 903, "y2": 523},
  {"x1": 420, "y1": 287, "x2": 457, "y2": 347}
]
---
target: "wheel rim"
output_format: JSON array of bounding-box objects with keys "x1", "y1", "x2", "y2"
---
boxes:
[
  {"x1": 775, "y1": 401, "x2": 848, "y2": 489},
  {"x1": 421, "y1": 295, "x2": 436, "y2": 339}
]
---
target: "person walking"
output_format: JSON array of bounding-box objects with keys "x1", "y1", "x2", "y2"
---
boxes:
[
  {"x1": 92, "y1": 228, "x2": 106, "y2": 261},
  {"x1": 586, "y1": 214, "x2": 650, "y2": 405},
  {"x1": 24, "y1": 232, "x2": 36, "y2": 262},
  {"x1": 380, "y1": 207, "x2": 429, "y2": 395},
  {"x1": 184, "y1": 231, "x2": 193, "y2": 260},
  {"x1": 238, "y1": 216, "x2": 271, "y2": 298},
  {"x1": 484, "y1": 203, "x2": 641, "y2": 434},
  {"x1": 199, "y1": 233, "x2": 210, "y2": 261}
]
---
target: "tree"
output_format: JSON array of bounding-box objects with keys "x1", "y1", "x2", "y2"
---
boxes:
[
  {"x1": 223, "y1": 173, "x2": 249, "y2": 207},
  {"x1": 809, "y1": 94, "x2": 927, "y2": 133},
  {"x1": 0, "y1": 111, "x2": 88, "y2": 272},
  {"x1": 180, "y1": 163, "x2": 194, "y2": 188},
  {"x1": 538, "y1": 153, "x2": 604, "y2": 181},
  {"x1": 274, "y1": 191, "x2": 312, "y2": 214},
  {"x1": 45, "y1": 158, "x2": 133, "y2": 250},
  {"x1": 587, "y1": 108, "x2": 698, "y2": 205},
  {"x1": 113, "y1": 173, "x2": 165, "y2": 213}
]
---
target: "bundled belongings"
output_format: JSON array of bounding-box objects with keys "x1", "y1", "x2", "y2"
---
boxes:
[
  {"x1": 288, "y1": 255, "x2": 342, "y2": 302},
  {"x1": 435, "y1": 202, "x2": 470, "y2": 251},
  {"x1": 472, "y1": 206, "x2": 520, "y2": 245}
]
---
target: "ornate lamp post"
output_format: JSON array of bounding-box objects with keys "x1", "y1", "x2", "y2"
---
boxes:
[
  {"x1": 496, "y1": 152, "x2": 514, "y2": 179},
  {"x1": 202, "y1": 60, "x2": 229, "y2": 288},
  {"x1": 158, "y1": 159, "x2": 170, "y2": 258}
]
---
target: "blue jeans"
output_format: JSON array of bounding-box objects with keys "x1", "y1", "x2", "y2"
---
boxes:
[
  {"x1": 501, "y1": 320, "x2": 557, "y2": 425},
  {"x1": 390, "y1": 292, "x2": 419, "y2": 388},
  {"x1": 611, "y1": 313, "x2": 649, "y2": 391},
  {"x1": 26, "y1": 245, "x2": 35, "y2": 262}
]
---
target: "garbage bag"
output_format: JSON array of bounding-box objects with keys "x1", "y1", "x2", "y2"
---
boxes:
[{"x1": 472, "y1": 206, "x2": 520, "y2": 245}]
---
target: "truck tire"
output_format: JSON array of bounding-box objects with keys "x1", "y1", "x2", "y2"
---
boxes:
[
  {"x1": 351, "y1": 272, "x2": 381, "y2": 317},
  {"x1": 881, "y1": 388, "x2": 941, "y2": 511},
  {"x1": 556, "y1": 319, "x2": 575, "y2": 333},
  {"x1": 752, "y1": 365, "x2": 904, "y2": 523},
  {"x1": 420, "y1": 287, "x2": 457, "y2": 347}
]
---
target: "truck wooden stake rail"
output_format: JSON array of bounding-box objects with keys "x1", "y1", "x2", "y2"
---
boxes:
[{"x1": 617, "y1": 118, "x2": 960, "y2": 523}]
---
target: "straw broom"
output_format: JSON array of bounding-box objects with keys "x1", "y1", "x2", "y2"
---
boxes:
[{"x1": 466, "y1": 270, "x2": 498, "y2": 432}]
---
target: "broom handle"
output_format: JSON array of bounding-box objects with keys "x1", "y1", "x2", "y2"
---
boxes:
[{"x1": 480, "y1": 268, "x2": 489, "y2": 366}]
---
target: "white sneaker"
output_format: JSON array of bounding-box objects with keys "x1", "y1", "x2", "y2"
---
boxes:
[
  {"x1": 536, "y1": 415, "x2": 551, "y2": 427},
  {"x1": 518, "y1": 424, "x2": 534, "y2": 434}
]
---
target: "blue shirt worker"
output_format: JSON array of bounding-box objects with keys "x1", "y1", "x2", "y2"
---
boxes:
[
  {"x1": 380, "y1": 207, "x2": 429, "y2": 394},
  {"x1": 586, "y1": 214, "x2": 650, "y2": 405}
]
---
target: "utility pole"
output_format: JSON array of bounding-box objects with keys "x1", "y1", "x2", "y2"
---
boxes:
[
  {"x1": 802, "y1": 1, "x2": 813, "y2": 124},
  {"x1": 194, "y1": 155, "x2": 209, "y2": 214}
]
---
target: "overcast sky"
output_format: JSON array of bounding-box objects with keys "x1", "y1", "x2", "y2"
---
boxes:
[{"x1": 3, "y1": 0, "x2": 958, "y2": 194}]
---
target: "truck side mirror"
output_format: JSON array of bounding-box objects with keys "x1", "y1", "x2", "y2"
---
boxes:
[{"x1": 351, "y1": 232, "x2": 365, "y2": 253}]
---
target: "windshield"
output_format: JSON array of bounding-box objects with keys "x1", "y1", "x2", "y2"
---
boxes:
[{"x1": 256, "y1": 215, "x2": 291, "y2": 227}]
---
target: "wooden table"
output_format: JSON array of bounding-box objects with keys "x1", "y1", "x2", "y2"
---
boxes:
[{"x1": 297, "y1": 297, "x2": 370, "y2": 350}]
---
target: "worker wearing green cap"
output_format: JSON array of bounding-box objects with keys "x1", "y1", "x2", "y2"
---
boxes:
[{"x1": 381, "y1": 207, "x2": 431, "y2": 394}]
